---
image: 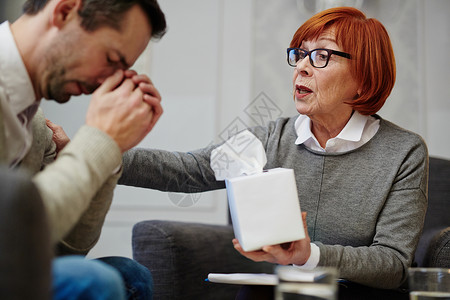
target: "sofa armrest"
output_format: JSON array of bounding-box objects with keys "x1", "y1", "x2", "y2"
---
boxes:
[
  {"x1": 132, "y1": 220, "x2": 274, "y2": 300},
  {"x1": 423, "y1": 227, "x2": 450, "y2": 268}
]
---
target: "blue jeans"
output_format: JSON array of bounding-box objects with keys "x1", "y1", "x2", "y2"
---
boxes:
[
  {"x1": 98, "y1": 256, "x2": 153, "y2": 300},
  {"x1": 53, "y1": 256, "x2": 153, "y2": 300}
]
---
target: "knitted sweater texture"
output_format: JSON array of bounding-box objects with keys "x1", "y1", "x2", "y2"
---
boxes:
[{"x1": 120, "y1": 115, "x2": 428, "y2": 289}]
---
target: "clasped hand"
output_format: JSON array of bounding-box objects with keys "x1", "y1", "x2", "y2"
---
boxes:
[
  {"x1": 232, "y1": 212, "x2": 312, "y2": 266},
  {"x1": 86, "y1": 69, "x2": 163, "y2": 153}
]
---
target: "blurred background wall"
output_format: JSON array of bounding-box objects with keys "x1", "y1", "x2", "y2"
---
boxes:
[{"x1": 2, "y1": 0, "x2": 449, "y2": 258}]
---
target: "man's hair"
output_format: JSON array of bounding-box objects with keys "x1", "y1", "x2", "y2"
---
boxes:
[
  {"x1": 290, "y1": 7, "x2": 395, "y2": 115},
  {"x1": 22, "y1": 0, "x2": 166, "y2": 39}
]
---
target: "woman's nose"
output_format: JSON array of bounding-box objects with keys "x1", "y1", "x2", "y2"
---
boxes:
[{"x1": 296, "y1": 56, "x2": 311, "y2": 76}]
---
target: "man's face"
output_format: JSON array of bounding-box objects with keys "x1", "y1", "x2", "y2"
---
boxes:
[{"x1": 40, "y1": 5, "x2": 152, "y2": 103}]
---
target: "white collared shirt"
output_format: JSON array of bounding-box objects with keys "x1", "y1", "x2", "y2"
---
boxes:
[
  {"x1": 0, "y1": 21, "x2": 39, "y2": 167},
  {"x1": 293, "y1": 111, "x2": 380, "y2": 269},
  {"x1": 294, "y1": 111, "x2": 380, "y2": 153}
]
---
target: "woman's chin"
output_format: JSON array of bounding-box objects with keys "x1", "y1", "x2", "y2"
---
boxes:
[{"x1": 295, "y1": 102, "x2": 311, "y2": 116}]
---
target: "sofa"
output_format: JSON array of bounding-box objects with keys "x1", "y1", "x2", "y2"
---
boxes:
[{"x1": 132, "y1": 157, "x2": 450, "y2": 300}]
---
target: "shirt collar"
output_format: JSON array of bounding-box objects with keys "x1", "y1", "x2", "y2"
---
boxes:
[
  {"x1": 334, "y1": 110, "x2": 368, "y2": 142},
  {"x1": 0, "y1": 21, "x2": 37, "y2": 115},
  {"x1": 294, "y1": 111, "x2": 370, "y2": 150},
  {"x1": 294, "y1": 114, "x2": 315, "y2": 146}
]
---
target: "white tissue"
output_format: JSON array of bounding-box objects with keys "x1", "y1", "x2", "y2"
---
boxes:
[{"x1": 210, "y1": 130, "x2": 267, "y2": 180}]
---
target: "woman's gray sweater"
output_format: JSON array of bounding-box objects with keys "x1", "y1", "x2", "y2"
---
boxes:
[{"x1": 120, "y1": 115, "x2": 428, "y2": 289}]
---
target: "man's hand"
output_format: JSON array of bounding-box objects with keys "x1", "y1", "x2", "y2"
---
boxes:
[
  {"x1": 125, "y1": 70, "x2": 163, "y2": 132},
  {"x1": 232, "y1": 212, "x2": 311, "y2": 266},
  {"x1": 46, "y1": 119, "x2": 70, "y2": 155},
  {"x1": 85, "y1": 69, "x2": 163, "y2": 153}
]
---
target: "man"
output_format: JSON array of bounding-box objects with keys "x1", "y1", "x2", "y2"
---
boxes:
[{"x1": 0, "y1": 0, "x2": 166, "y2": 299}]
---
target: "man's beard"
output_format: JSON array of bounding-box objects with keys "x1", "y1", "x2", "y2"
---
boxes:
[
  {"x1": 42, "y1": 34, "x2": 97, "y2": 103},
  {"x1": 45, "y1": 65, "x2": 98, "y2": 104},
  {"x1": 46, "y1": 67, "x2": 71, "y2": 104}
]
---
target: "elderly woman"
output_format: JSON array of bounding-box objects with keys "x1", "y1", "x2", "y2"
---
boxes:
[{"x1": 119, "y1": 6, "x2": 428, "y2": 296}]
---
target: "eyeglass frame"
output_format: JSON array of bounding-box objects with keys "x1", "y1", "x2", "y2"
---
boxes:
[{"x1": 286, "y1": 48, "x2": 351, "y2": 68}]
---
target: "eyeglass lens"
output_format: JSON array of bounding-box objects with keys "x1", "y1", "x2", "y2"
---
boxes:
[{"x1": 288, "y1": 49, "x2": 330, "y2": 68}]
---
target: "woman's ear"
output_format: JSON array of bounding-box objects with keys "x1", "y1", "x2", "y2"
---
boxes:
[
  {"x1": 355, "y1": 86, "x2": 362, "y2": 99},
  {"x1": 357, "y1": 84, "x2": 363, "y2": 96},
  {"x1": 52, "y1": 0, "x2": 81, "y2": 28}
]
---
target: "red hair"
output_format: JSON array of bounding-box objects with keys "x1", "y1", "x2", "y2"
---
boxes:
[{"x1": 290, "y1": 7, "x2": 396, "y2": 115}]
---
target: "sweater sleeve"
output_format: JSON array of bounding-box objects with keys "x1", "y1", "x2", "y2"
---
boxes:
[
  {"x1": 33, "y1": 125, "x2": 122, "y2": 244},
  {"x1": 118, "y1": 122, "x2": 284, "y2": 192},
  {"x1": 56, "y1": 172, "x2": 121, "y2": 255},
  {"x1": 119, "y1": 146, "x2": 226, "y2": 192}
]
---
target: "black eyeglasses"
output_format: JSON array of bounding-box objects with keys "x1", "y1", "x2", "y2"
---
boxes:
[{"x1": 287, "y1": 48, "x2": 351, "y2": 68}]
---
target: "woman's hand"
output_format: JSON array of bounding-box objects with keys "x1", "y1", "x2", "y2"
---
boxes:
[
  {"x1": 232, "y1": 212, "x2": 311, "y2": 266},
  {"x1": 46, "y1": 119, "x2": 70, "y2": 156}
]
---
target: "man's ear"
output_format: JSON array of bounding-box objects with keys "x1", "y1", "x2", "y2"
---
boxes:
[{"x1": 52, "y1": 0, "x2": 81, "y2": 28}]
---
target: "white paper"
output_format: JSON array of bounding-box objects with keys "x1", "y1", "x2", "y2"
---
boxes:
[
  {"x1": 210, "y1": 130, "x2": 267, "y2": 180},
  {"x1": 207, "y1": 271, "x2": 322, "y2": 286},
  {"x1": 277, "y1": 269, "x2": 320, "y2": 282},
  {"x1": 207, "y1": 273, "x2": 278, "y2": 285}
]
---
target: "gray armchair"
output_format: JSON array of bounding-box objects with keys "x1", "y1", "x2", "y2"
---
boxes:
[
  {"x1": 414, "y1": 157, "x2": 450, "y2": 268},
  {"x1": 132, "y1": 221, "x2": 273, "y2": 300},
  {"x1": 132, "y1": 157, "x2": 450, "y2": 300}
]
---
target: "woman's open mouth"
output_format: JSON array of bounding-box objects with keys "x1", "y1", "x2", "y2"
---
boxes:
[{"x1": 295, "y1": 85, "x2": 312, "y2": 98}]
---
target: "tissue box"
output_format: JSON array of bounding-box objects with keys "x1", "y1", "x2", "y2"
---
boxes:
[{"x1": 225, "y1": 168, "x2": 305, "y2": 252}]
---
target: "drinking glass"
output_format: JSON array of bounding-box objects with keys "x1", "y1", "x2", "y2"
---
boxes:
[{"x1": 408, "y1": 268, "x2": 450, "y2": 300}]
